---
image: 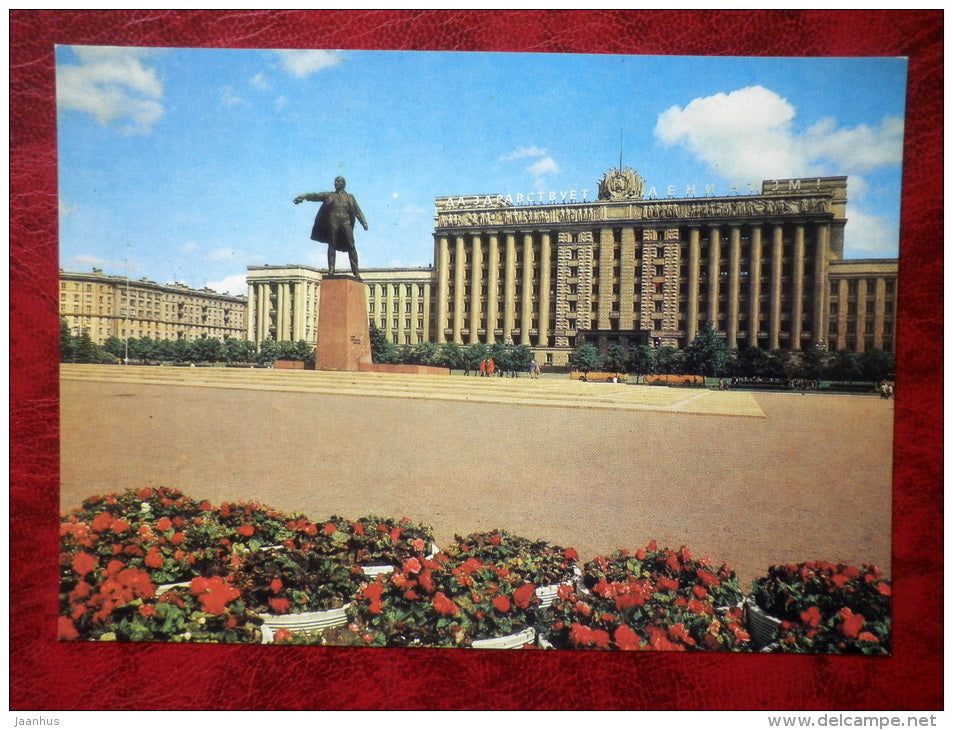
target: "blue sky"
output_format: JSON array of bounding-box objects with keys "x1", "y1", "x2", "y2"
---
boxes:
[{"x1": 56, "y1": 47, "x2": 908, "y2": 296}]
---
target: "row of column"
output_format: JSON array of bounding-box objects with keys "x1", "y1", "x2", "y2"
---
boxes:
[
  {"x1": 436, "y1": 231, "x2": 553, "y2": 346},
  {"x1": 832, "y1": 277, "x2": 889, "y2": 351},
  {"x1": 436, "y1": 220, "x2": 832, "y2": 350},
  {"x1": 684, "y1": 221, "x2": 828, "y2": 350},
  {"x1": 246, "y1": 280, "x2": 310, "y2": 345}
]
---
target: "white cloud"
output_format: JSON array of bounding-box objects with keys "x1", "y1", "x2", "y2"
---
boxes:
[
  {"x1": 654, "y1": 85, "x2": 904, "y2": 185},
  {"x1": 220, "y1": 84, "x2": 246, "y2": 107},
  {"x1": 804, "y1": 117, "x2": 905, "y2": 172},
  {"x1": 180, "y1": 242, "x2": 198, "y2": 254},
  {"x1": 500, "y1": 146, "x2": 547, "y2": 161},
  {"x1": 207, "y1": 247, "x2": 240, "y2": 261},
  {"x1": 59, "y1": 199, "x2": 79, "y2": 217},
  {"x1": 528, "y1": 156, "x2": 560, "y2": 178},
  {"x1": 204, "y1": 273, "x2": 248, "y2": 296},
  {"x1": 68, "y1": 254, "x2": 113, "y2": 271},
  {"x1": 273, "y1": 50, "x2": 344, "y2": 79},
  {"x1": 842, "y1": 206, "x2": 899, "y2": 258},
  {"x1": 56, "y1": 46, "x2": 164, "y2": 134},
  {"x1": 250, "y1": 71, "x2": 268, "y2": 91}
]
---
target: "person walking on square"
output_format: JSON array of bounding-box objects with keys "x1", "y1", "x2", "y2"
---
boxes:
[{"x1": 294, "y1": 176, "x2": 368, "y2": 280}]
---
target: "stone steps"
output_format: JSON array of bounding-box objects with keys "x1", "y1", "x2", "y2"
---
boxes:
[{"x1": 59, "y1": 364, "x2": 766, "y2": 418}]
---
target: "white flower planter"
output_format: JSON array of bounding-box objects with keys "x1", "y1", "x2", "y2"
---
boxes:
[
  {"x1": 535, "y1": 566, "x2": 584, "y2": 608},
  {"x1": 744, "y1": 595, "x2": 782, "y2": 650},
  {"x1": 471, "y1": 626, "x2": 536, "y2": 650},
  {"x1": 259, "y1": 603, "x2": 351, "y2": 643},
  {"x1": 359, "y1": 542, "x2": 439, "y2": 578}
]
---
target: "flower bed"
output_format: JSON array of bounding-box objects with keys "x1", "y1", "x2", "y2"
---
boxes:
[
  {"x1": 747, "y1": 561, "x2": 891, "y2": 654},
  {"x1": 347, "y1": 553, "x2": 542, "y2": 648},
  {"x1": 443, "y1": 529, "x2": 580, "y2": 607},
  {"x1": 59, "y1": 488, "x2": 892, "y2": 652},
  {"x1": 540, "y1": 542, "x2": 750, "y2": 651}
]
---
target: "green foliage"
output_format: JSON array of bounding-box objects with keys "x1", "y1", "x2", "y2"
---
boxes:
[
  {"x1": 751, "y1": 562, "x2": 891, "y2": 655},
  {"x1": 683, "y1": 323, "x2": 729, "y2": 377},
  {"x1": 603, "y1": 345, "x2": 630, "y2": 373},
  {"x1": 568, "y1": 343, "x2": 603, "y2": 373}
]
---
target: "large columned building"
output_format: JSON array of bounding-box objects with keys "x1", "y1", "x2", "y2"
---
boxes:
[
  {"x1": 432, "y1": 169, "x2": 897, "y2": 366},
  {"x1": 245, "y1": 264, "x2": 434, "y2": 348}
]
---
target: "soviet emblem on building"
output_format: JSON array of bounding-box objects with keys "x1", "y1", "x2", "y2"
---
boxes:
[{"x1": 598, "y1": 166, "x2": 645, "y2": 200}]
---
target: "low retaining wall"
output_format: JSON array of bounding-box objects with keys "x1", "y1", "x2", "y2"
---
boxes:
[{"x1": 358, "y1": 363, "x2": 451, "y2": 376}]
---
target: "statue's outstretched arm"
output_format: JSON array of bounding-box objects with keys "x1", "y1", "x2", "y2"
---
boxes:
[{"x1": 293, "y1": 193, "x2": 324, "y2": 205}]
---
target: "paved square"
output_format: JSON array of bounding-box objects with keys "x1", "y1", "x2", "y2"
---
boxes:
[{"x1": 60, "y1": 365, "x2": 893, "y2": 587}]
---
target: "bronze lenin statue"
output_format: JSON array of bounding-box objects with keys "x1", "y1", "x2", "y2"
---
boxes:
[{"x1": 294, "y1": 176, "x2": 368, "y2": 280}]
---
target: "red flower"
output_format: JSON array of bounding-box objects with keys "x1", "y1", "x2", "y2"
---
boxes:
[
  {"x1": 800, "y1": 605, "x2": 823, "y2": 628},
  {"x1": 591, "y1": 630, "x2": 611, "y2": 649},
  {"x1": 110, "y1": 519, "x2": 130, "y2": 533},
  {"x1": 364, "y1": 581, "x2": 384, "y2": 601},
  {"x1": 58, "y1": 616, "x2": 79, "y2": 641},
  {"x1": 656, "y1": 576, "x2": 679, "y2": 592},
  {"x1": 569, "y1": 623, "x2": 593, "y2": 646},
  {"x1": 858, "y1": 631, "x2": 880, "y2": 643},
  {"x1": 412, "y1": 538, "x2": 426, "y2": 552},
  {"x1": 432, "y1": 591, "x2": 459, "y2": 616},
  {"x1": 270, "y1": 578, "x2": 283, "y2": 593},
  {"x1": 489, "y1": 533, "x2": 502, "y2": 546},
  {"x1": 268, "y1": 597, "x2": 291, "y2": 614},
  {"x1": 350, "y1": 522, "x2": 365, "y2": 536},
  {"x1": 665, "y1": 554, "x2": 681, "y2": 573},
  {"x1": 513, "y1": 582, "x2": 536, "y2": 609},
  {"x1": 72, "y1": 551, "x2": 98, "y2": 577},
  {"x1": 403, "y1": 557, "x2": 422, "y2": 574},
  {"x1": 139, "y1": 604, "x2": 157, "y2": 618},
  {"x1": 274, "y1": 628, "x2": 293, "y2": 643},
  {"x1": 614, "y1": 623, "x2": 642, "y2": 651},
  {"x1": 418, "y1": 569, "x2": 435, "y2": 593},
  {"x1": 574, "y1": 600, "x2": 591, "y2": 617},
  {"x1": 324, "y1": 523, "x2": 337, "y2": 536},
  {"x1": 667, "y1": 622, "x2": 697, "y2": 647},
  {"x1": 91, "y1": 512, "x2": 114, "y2": 532},
  {"x1": 492, "y1": 595, "x2": 511, "y2": 613},
  {"x1": 876, "y1": 582, "x2": 892, "y2": 596},
  {"x1": 691, "y1": 585, "x2": 708, "y2": 600},
  {"x1": 156, "y1": 517, "x2": 172, "y2": 532},
  {"x1": 237, "y1": 524, "x2": 255, "y2": 537},
  {"x1": 144, "y1": 548, "x2": 163, "y2": 569},
  {"x1": 838, "y1": 608, "x2": 865, "y2": 639},
  {"x1": 137, "y1": 488, "x2": 154, "y2": 500},
  {"x1": 564, "y1": 547, "x2": 579, "y2": 561},
  {"x1": 831, "y1": 573, "x2": 850, "y2": 589},
  {"x1": 170, "y1": 532, "x2": 184, "y2": 546}
]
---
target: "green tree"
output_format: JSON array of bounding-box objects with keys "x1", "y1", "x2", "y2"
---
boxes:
[
  {"x1": 792, "y1": 348, "x2": 827, "y2": 380},
  {"x1": 60, "y1": 319, "x2": 76, "y2": 362},
  {"x1": 603, "y1": 345, "x2": 629, "y2": 373},
  {"x1": 683, "y1": 323, "x2": 728, "y2": 377},
  {"x1": 438, "y1": 341, "x2": 465, "y2": 371},
  {"x1": 102, "y1": 336, "x2": 125, "y2": 360},
  {"x1": 192, "y1": 336, "x2": 225, "y2": 363},
  {"x1": 509, "y1": 344, "x2": 534, "y2": 375},
  {"x1": 461, "y1": 342, "x2": 489, "y2": 374},
  {"x1": 859, "y1": 348, "x2": 895, "y2": 382},
  {"x1": 654, "y1": 346, "x2": 684, "y2": 375},
  {"x1": 568, "y1": 343, "x2": 603, "y2": 374},
  {"x1": 256, "y1": 339, "x2": 278, "y2": 365},
  {"x1": 410, "y1": 341, "x2": 440, "y2": 366},
  {"x1": 825, "y1": 349, "x2": 863, "y2": 381},
  {"x1": 628, "y1": 345, "x2": 656, "y2": 383}
]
